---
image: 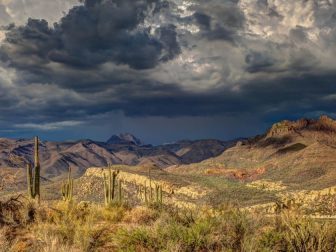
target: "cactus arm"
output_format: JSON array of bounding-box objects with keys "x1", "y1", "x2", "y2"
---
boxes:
[
  {"x1": 61, "y1": 182, "x2": 65, "y2": 200},
  {"x1": 118, "y1": 180, "x2": 122, "y2": 203},
  {"x1": 70, "y1": 179, "x2": 74, "y2": 201},
  {"x1": 159, "y1": 185, "x2": 163, "y2": 204}
]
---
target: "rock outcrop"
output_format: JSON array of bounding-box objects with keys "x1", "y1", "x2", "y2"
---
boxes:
[{"x1": 267, "y1": 115, "x2": 336, "y2": 138}]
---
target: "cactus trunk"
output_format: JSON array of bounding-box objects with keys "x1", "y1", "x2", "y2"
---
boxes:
[
  {"x1": 26, "y1": 164, "x2": 33, "y2": 197},
  {"x1": 118, "y1": 180, "x2": 122, "y2": 203},
  {"x1": 103, "y1": 173, "x2": 109, "y2": 205},
  {"x1": 27, "y1": 136, "x2": 41, "y2": 203},
  {"x1": 144, "y1": 182, "x2": 148, "y2": 204},
  {"x1": 155, "y1": 184, "x2": 159, "y2": 203},
  {"x1": 111, "y1": 169, "x2": 115, "y2": 201},
  {"x1": 34, "y1": 136, "x2": 40, "y2": 203},
  {"x1": 159, "y1": 185, "x2": 163, "y2": 205}
]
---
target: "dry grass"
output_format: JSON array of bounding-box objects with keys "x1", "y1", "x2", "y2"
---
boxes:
[
  {"x1": 123, "y1": 206, "x2": 159, "y2": 225},
  {"x1": 0, "y1": 196, "x2": 336, "y2": 251}
]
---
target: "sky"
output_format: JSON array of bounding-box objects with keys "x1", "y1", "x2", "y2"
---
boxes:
[{"x1": 0, "y1": 0, "x2": 335, "y2": 144}]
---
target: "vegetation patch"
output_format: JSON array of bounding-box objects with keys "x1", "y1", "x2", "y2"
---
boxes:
[
  {"x1": 1, "y1": 192, "x2": 336, "y2": 251},
  {"x1": 276, "y1": 143, "x2": 307, "y2": 154}
]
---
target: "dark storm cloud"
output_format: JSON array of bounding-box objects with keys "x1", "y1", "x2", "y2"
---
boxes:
[
  {"x1": 10, "y1": 72, "x2": 335, "y2": 121},
  {"x1": 245, "y1": 51, "x2": 276, "y2": 73},
  {"x1": 115, "y1": 72, "x2": 334, "y2": 123},
  {"x1": 0, "y1": 0, "x2": 335, "y2": 135},
  {"x1": 189, "y1": 0, "x2": 244, "y2": 42},
  {"x1": 0, "y1": 0, "x2": 180, "y2": 72}
]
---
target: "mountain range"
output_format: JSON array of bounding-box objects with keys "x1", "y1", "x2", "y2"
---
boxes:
[
  {"x1": 0, "y1": 133, "x2": 235, "y2": 179},
  {"x1": 1, "y1": 115, "x2": 336, "y2": 194}
]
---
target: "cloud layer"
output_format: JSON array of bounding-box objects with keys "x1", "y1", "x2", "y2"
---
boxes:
[{"x1": 0, "y1": 0, "x2": 336, "y2": 141}]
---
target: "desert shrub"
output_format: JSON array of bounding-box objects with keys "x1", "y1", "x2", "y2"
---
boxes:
[
  {"x1": 254, "y1": 213, "x2": 336, "y2": 252},
  {"x1": 115, "y1": 227, "x2": 159, "y2": 251},
  {"x1": 162, "y1": 207, "x2": 196, "y2": 227},
  {"x1": 4, "y1": 197, "x2": 336, "y2": 251},
  {"x1": 35, "y1": 234, "x2": 72, "y2": 252},
  {"x1": 214, "y1": 209, "x2": 252, "y2": 251},
  {"x1": 35, "y1": 220, "x2": 75, "y2": 245},
  {"x1": 0, "y1": 195, "x2": 29, "y2": 226},
  {"x1": 114, "y1": 210, "x2": 214, "y2": 251},
  {"x1": 100, "y1": 205, "x2": 126, "y2": 223},
  {"x1": 114, "y1": 206, "x2": 255, "y2": 251},
  {"x1": 0, "y1": 227, "x2": 13, "y2": 251},
  {"x1": 282, "y1": 213, "x2": 336, "y2": 252},
  {"x1": 33, "y1": 202, "x2": 114, "y2": 251},
  {"x1": 116, "y1": 206, "x2": 307, "y2": 251},
  {"x1": 74, "y1": 222, "x2": 109, "y2": 252},
  {"x1": 123, "y1": 206, "x2": 159, "y2": 225},
  {"x1": 257, "y1": 227, "x2": 288, "y2": 251},
  {"x1": 158, "y1": 217, "x2": 215, "y2": 251}
]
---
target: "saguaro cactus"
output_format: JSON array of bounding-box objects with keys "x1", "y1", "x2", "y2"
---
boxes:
[
  {"x1": 139, "y1": 181, "x2": 164, "y2": 206},
  {"x1": 27, "y1": 136, "x2": 41, "y2": 203},
  {"x1": 62, "y1": 167, "x2": 74, "y2": 202},
  {"x1": 148, "y1": 167, "x2": 154, "y2": 201},
  {"x1": 103, "y1": 165, "x2": 119, "y2": 206},
  {"x1": 144, "y1": 182, "x2": 148, "y2": 204},
  {"x1": 155, "y1": 184, "x2": 159, "y2": 203},
  {"x1": 118, "y1": 180, "x2": 122, "y2": 203},
  {"x1": 136, "y1": 168, "x2": 164, "y2": 206},
  {"x1": 159, "y1": 185, "x2": 163, "y2": 205},
  {"x1": 154, "y1": 184, "x2": 163, "y2": 205}
]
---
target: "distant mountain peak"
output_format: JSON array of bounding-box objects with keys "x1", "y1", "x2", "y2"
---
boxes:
[{"x1": 107, "y1": 133, "x2": 142, "y2": 146}]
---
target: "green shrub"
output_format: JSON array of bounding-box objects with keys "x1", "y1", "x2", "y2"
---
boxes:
[{"x1": 282, "y1": 213, "x2": 336, "y2": 252}]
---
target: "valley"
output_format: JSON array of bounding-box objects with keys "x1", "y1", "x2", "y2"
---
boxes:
[
  {"x1": 2, "y1": 115, "x2": 336, "y2": 213},
  {"x1": 1, "y1": 116, "x2": 336, "y2": 251}
]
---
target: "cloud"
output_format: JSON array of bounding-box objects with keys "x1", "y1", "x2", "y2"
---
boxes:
[
  {"x1": 15, "y1": 120, "x2": 83, "y2": 130},
  {"x1": 0, "y1": 0, "x2": 181, "y2": 72},
  {"x1": 0, "y1": 0, "x2": 79, "y2": 26},
  {"x1": 0, "y1": 3, "x2": 11, "y2": 26},
  {"x1": 0, "y1": 0, "x2": 335, "y2": 141}
]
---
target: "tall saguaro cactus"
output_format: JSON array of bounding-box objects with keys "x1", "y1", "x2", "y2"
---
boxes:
[
  {"x1": 148, "y1": 167, "x2": 152, "y2": 200},
  {"x1": 155, "y1": 184, "x2": 163, "y2": 204},
  {"x1": 103, "y1": 165, "x2": 120, "y2": 206},
  {"x1": 118, "y1": 180, "x2": 122, "y2": 203},
  {"x1": 27, "y1": 136, "x2": 41, "y2": 203},
  {"x1": 62, "y1": 167, "x2": 74, "y2": 202}
]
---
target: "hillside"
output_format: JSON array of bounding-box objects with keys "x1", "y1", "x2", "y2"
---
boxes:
[{"x1": 168, "y1": 115, "x2": 336, "y2": 190}]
